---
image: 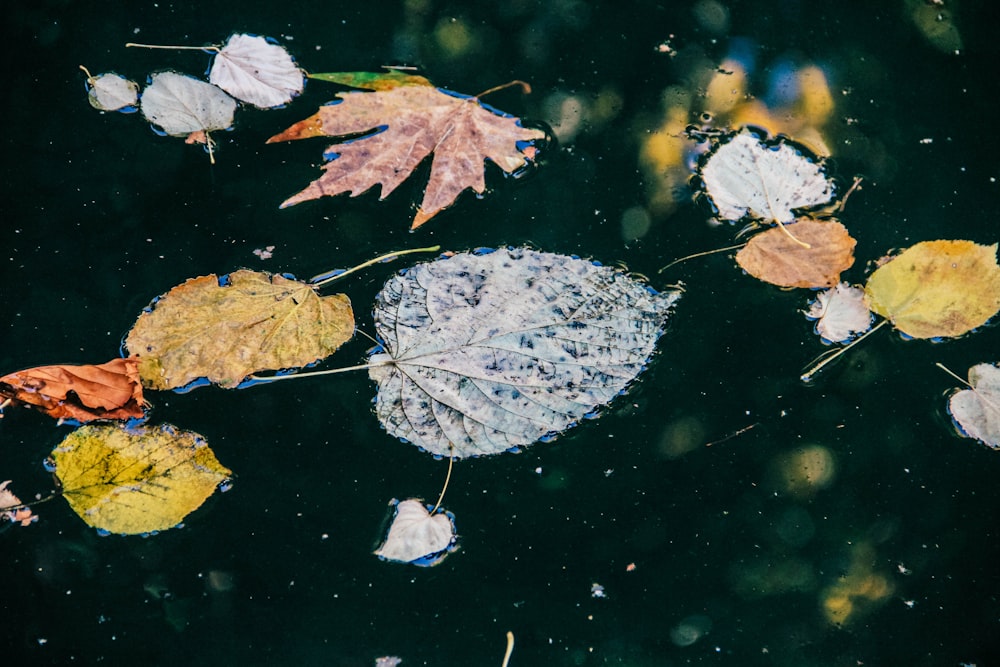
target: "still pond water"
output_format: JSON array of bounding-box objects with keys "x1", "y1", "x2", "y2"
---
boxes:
[{"x1": 3, "y1": 1, "x2": 999, "y2": 665}]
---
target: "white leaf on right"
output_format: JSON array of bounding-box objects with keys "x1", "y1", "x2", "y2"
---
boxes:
[
  {"x1": 140, "y1": 71, "x2": 237, "y2": 137},
  {"x1": 804, "y1": 283, "x2": 872, "y2": 344},
  {"x1": 946, "y1": 363, "x2": 1000, "y2": 449},
  {"x1": 209, "y1": 34, "x2": 304, "y2": 109},
  {"x1": 85, "y1": 72, "x2": 139, "y2": 112},
  {"x1": 374, "y1": 499, "x2": 457, "y2": 566},
  {"x1": 699, "y1": 128, "x2": 835, "y2": 224}
]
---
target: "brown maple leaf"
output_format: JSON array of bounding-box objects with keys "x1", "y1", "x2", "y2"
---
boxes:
[
  {"x1": 0, "y1": 357, "x2": 146, "y2": 422},
  {"x1": 267, "y1": 72, "x2": 547, "y2": 229}
]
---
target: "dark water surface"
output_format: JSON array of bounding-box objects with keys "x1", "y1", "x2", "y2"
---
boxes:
[{"x1": 3, "y1": 1, "x2": 1000, "y2": 665}]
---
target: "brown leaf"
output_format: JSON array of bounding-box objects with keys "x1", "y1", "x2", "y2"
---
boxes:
[
  {"x1": 735, "y1": 219, "x2": 856, "y2": 288},
  {"x1": 267, "y1": 77, "x2": 546, "y2": 229},
  {"x1": 0, "y1": 357, "x2": 146, "y2": 422}
]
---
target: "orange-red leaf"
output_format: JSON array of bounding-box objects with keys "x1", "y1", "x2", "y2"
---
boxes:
[
  {"x1": 0, "y1": 357, "x2": 145, "y2": 422},
  {"x1": 735, "y1": 218, "x2": 856, "y2": 288},
  {"x1": 267, "y1": 79, "x2": 546, "y2": 229}
]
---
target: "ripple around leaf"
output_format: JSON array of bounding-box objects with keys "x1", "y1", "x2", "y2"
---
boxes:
[{"x1": 367, "y1": 247, "x2": 681, "y2": 458}]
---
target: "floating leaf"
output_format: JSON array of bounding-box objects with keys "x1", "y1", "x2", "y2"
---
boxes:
[
  {"x1": 140, "y1": 71, "x2": 236, "y2": 148},
  {"x1": 0, "y1": 481, "x2": 37, "y2": 527},
  {"x1": 0, "y1": 357, "x2": 145, "y2": 422},
  {"x1": 735, "y1": 219, "x2": 856, "y2": 288},
  {"x1": 805, "y1": 283, "x2": 872, "y2": 344},
  {"x1": 374, "y1": 498, "x2": 457, "y2": 566},
  {"x1": 208, "y1": 33, "x2": 304, "y2": 109},
  {"x1": 52, "y1": 423, "x2": 231, "y2": 535},
  {"x1": 367, "y1": 247, "x2": 680, "y2": 458},
  {"x1": 125, "y1": 270, "x2": 354, "y2": 390},
  {"x1": 945, "y1": 363, "x2": 1000, "y2": 449},
  {"x1": 81, "y1": 67, "x2": 139, "y2": 112},
  {"x1": 699, "y1": 128, "x2": 835, "y2": 224},
  {"x1": 267, "y1": 71, "x2": 546, "y2": 229},
  {"x1": 864, "y1": 240, "x2": 1000, "y2": 339}
]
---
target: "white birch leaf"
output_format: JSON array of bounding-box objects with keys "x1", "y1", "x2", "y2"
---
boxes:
[
  {"x1": 805, "y1": 283, "x2": 872, "y2": 344},
  {"x1": 85, "y1": 72, "x2": 139, "y2": 112},
  {"x1": 699, "y1": 128, "x2": 835, "y2": 223},
  {"x1": 367, "y1": 247, "x2": 680, "y2": 458},
  {"x1": 374, "y1": 498, "x2": 456, "y2": 566},
  {"x1": 947, "y1": 363, "x2": 1000, "y2": 449},
  {"x1": 209, "y1": 34, "x2": 304, "y2": 109},
  {"x1": 141, "y1": 71, "x2": 237, "y2": 137}
]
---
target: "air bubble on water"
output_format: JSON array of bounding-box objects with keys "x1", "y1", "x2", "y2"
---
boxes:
[{"x1": 218, "y1": 479, "x2": 234, "y2": 493}]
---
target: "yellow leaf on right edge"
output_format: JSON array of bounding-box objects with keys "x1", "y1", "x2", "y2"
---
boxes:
[
  {"x1": 52, "y1": 423, "x2": 231, "y2": 535},
  {"x1": 864, "y1": 240, "x2": 1000, "y2": 339}
]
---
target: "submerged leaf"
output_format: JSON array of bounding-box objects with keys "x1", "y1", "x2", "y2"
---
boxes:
[
  {"x1": 699, "y1": 128, "x2": 835, "y2": 224},
  {"x1": 368, "y1": 247, "x2": 680, "y2": 458},
  {"x1": 374, "y1": 498, "x2": 457, "y2": 566},
  {"x1": 267, "y1": 74, "x2": 546, "y2": 229},
  {"x1": 0, "y1": 357, "x2": 145, "y2": 422},
  {"x1": 946, "y1": 363, "x2": 1000, "y2": 449},
  {"x1": 141, "y1": 71, "x2": 237, "y2": 137},
  {"x1": 209, "y1": 33, "x2": 304, "y2": 109},
  {"x1": 125, "y1": 270, "x2": 354, "y2": 390},
  {"x1": 805, "y1": 283, "x2": 873, "y2": 344},
  {"x1": 735, "y1": 219, "x2": 856, "y2": 288},
  {"x1": 864, "y1": 240, "x2": 1000, "y2": 339},
  {"x1": 52, "y1": 423, "x2": 231, "y2": 535}
]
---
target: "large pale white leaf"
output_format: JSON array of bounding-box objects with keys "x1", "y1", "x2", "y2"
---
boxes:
[
  {"x1": 947, "y1": 363, "x2": 1000, "y2": 449},
  {"x1": 141, "y1": 71, "x2": 237, "y2": 137},
  {"x1": 209, "y1": 34, "x2": 304, "y2": 109},
  {"x1": 805, "y1": 283, "x2": 872, "y2": 344},
  {"x1": 368, "y1": 247, "x2": 680, "y2": 458},
  {"x1": 374, "y1": 499, "x2": 456, "y2": 566},
  {"x1": 699, "y1": 129, "x2": 835, "y2": 223}
]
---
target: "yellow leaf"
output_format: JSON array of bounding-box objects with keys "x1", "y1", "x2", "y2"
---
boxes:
[
  {"x1": 52, "y1": 423, "x2": 231, "y2": 535},
  {"x1": 125, "y1": 270, "x2": 354, "y2": 389},
  {"x1": 864, "y1": 240, "x2": 1000, "y2": 339}
]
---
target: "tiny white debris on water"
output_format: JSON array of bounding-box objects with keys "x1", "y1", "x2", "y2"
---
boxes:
[{"x1": 590, "y1": 582, "x2": 606, "y2": 598}]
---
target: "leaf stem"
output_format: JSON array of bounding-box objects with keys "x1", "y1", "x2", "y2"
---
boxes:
[
  {"x1": 429, "y1": 449, "x2": 454, "y2": 515},
  {"x1": 125, "y1": 42, "x2": 220, "y2": 52},
  {"x1": 249, "y1": 361, "x2": 383, "y2": 382},
  {"x1": 934, "y1": 362, "x2": 970, "y2": 388},
  {"x1": 501, "y1": 631, "x2": 515, "y2": 667},
  {"x1": 800, "y1": 319, "x2": 888, "y2": 383},
  {"x1": 309, "y1": 245, "x2": 441, "y2": 286},
  {"x1": 476, "y1": 80, "x2": 532, "y2": 99},
  {"x1": 658, "y1": 243, "x2": 746, "y2": 273}
]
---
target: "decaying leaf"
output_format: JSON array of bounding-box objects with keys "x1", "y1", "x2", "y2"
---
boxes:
[
  {"x1": 141, "y1": 71, "x2": 236, "y2": 145},
  {"x1": 125, "y1": 270, "x2": 354, "y2": 390},
  {"x1": 81, "y1": 67, "x2": 139, "y2": 112},
  {"x1": 864, "y1": 240, "x2": 1000, "y2": 339},
  {"x1": 209, "y1": 33, "x2": 304, "y2": 109},
  {"x1": 945, "y1": 363, "x2": 1000, "y2": 449},
  {"x1": 374, "y1": 498, "x2": 457, "y2": 566},
  {"x1": 735, "y1": 219, "x2": 856, "y2": 288},
  {"x1": 0, "y1": 481, "x2": 37, "y2": 527},
  {"x1": 267, "y1": 70, "x2": 546, "y2": 229},
  {"x1": 52, "y1": 423, "x2": 231, "y2": 535},
  {"x1": 0, "y1": 357, "x2": 146, "y2": 422},
  {"x1": 368, "y1": 247, "x2": 680, "y2": 458},
  {"x1": 699, "y1": 128, "x2": 836, "y2": 224},
  {"x1": 805, "y1": 283, "x2": 873, "y2": 344}
]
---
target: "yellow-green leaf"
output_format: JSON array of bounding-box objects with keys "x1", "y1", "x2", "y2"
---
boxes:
[
  {"x1": 864, "y1": 240, "x2": 1000, "y2": 339},
  {"x1": 52, "y1": 423, "x2": 231, "y2": 535},
  {"x1": 125, "y1": 270, "x2": 354, "y2": 390}
]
